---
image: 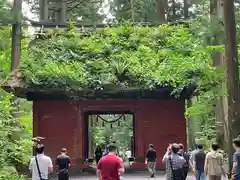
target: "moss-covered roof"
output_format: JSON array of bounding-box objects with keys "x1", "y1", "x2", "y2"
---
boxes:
[{"x1": 3, "y1": 23, "x2": 222, "y2": 100}]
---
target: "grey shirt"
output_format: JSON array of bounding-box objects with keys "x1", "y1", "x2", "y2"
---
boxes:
[{"x1": 190, "y1": 149, "x2": 198, "y2": 164}]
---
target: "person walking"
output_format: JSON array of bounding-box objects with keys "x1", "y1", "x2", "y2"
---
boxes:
[
  {"x1": 178, "y1": 143, "x2": 190, "y2": 180},
  {"x1": 95, "y1": 145, "x2": 103, "y2": 164},
  {"x1": 125, "y1": 148, "x2": 132, "y2": 165},
  {"x1": 162, "y1": 143, "x2": 186, "y2": 180},
  {"x1": 190, "y1": 144, "x2": 198, "y2": 170},
  {"x1": 204, "y1": 143, "x2": 225, "y2": 180},
  {"x1": 97, "y1": 143, "x2": 124, "y2": 180},
  {"x1": 232, "y1": 137, "x2": 240, "y2": 180},
  {"x1": 29, "y1": 144, "x2": 53, "y2": 180},
  {"x1": 56, "y1": 148, "x2": 71, "y2": 180},
  {"x1": 145, "y1": 144, "x2": 157, "y2": 178},
  {"x1": 192, "y1": 144, "x2": 206, "y2": 180}
]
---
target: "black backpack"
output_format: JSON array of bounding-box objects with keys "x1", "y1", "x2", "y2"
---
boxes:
[{"x1": 179, "y1": 151, "x2": 189, "y2": 168}]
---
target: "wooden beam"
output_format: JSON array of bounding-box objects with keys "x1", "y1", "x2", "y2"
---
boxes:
[
  {"x1": 11, "y1": 0, "x2": 22, "y2": 71},
  {"x1": 28, "y1": 20, "x2": 188, "y2": 29}
]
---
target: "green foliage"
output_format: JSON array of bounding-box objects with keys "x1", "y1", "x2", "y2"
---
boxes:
[
  {"x1": 109, "y1": 0, "x2": 204, "y2": 23},
  {"x1": 0, "y1": 90, "x2": 32, "y2": 179},
  {"x1": 20, "y1": 22, "x2": 223, "y2": 96},
  {"x1": 69, "y1": 0, "x2": 105, "y2": 24},
  {"x1": 90, "y1": 114, "x2": 133, "y2": 152},
  {"x1": 25, "y1": 0, "x2": 105, "y2": 24},
  {"x1": 0, "y1": 0, "x2": 12, "y2": 25},
  {"x1": 0, "y1": 27, "x2": 11, "y2": 78},
  {"x1": 0, "y1": 27, "x2": 32, "y2": 179},
  {"x1": 18, "y1": 22, "x2": 225, "y2": 152},
  {"x1": 109, "y1": 0, "x2": 158, "y2": 22}
]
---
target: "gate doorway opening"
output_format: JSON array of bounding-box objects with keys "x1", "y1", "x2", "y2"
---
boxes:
[{"x1": 84, "y1": 111, "x2": 135, "y2": 165}]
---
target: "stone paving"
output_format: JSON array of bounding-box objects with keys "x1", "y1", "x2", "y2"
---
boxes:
[
  {"x1": 53, "y1": 172, "x2": 193, "y2": 180},
  {"x1": 68, "y1": 173, "x2": 165, "y2": 180}
]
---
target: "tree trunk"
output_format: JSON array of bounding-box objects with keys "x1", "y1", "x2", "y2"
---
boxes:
[
  {"x1": 223, "y1": 0, "x2": 239, "y2": 173},
  {"x1": 172, "y1": 0, "x2": 176, "y2": 20},
  {"x1": 156, "y1": 0, "x2": 167, "y2": 23},
  {"x1": 186, "y1": 99, "x2": 195, "y2": 149},
  {"x1": 130, "y1": 0, "x2": 135, "y2": 22},
  {"x1": 183, "y1": 0, "x2": 188, "y2": 18},
  {"x1": 11, "y1": 0, "x2": 22, "y2": 71},
  {"x1": 210, "y1": 0, "x2": 227, "y2": 151}
]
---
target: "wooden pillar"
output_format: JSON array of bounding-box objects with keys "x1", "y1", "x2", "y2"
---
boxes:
[
  {"x1": 60, "y1": 0, "x2": 67, "y2": 23},
  {"x1": 77, "y1": 106, "x2": 84, "y2": 164},
  {"x1": 135, "y1": 108, "x2": 144, "y2": 160},
  {"x1": 40, "y1": 0, "x2": 49, "y2": 22},
  {"x1": 11, "y1": 0, "x2": 22, "y2": 71},
  {"x1": 32, "y1": 102, "x2": 40, "y2": 156},
  {"x1": 49, "y1": 9, "x2": 55, "y2": 22}
]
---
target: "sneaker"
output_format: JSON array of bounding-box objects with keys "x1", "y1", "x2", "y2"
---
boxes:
[{"x1": 150, "y1": 174, "x2": 154, "y2": 178}]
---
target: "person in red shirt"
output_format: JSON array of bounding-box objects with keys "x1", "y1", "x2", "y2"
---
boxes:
[{"x1": 97, "y1": 143, "x2": 124, "y2": 180}]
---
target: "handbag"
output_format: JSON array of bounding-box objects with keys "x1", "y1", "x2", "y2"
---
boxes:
[
  {"x1": 35, "y1": 156, "x2": 47, "y2": 180},
  {"x1": 169, "y1": 156, "x2": 184, "y2": 180}
]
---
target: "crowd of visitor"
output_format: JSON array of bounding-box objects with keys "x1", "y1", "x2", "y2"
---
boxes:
[
  {"x1": 161, "y1": 137, "x2": 240, "y2": 180},
  {"x1": 28, "y1": 137, "x2": 240, "y2": 180}
]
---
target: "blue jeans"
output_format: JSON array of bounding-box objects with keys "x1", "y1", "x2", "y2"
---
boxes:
[
  {"x1": 236, "y1": 168, "x2": 240, "y2": 180},
  {"x1": 195, "y1": 170, "x2": 206, "y2": 180}
]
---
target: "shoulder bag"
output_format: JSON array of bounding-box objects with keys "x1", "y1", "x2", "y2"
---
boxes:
[
  {"x1": 35, "y1": 156, "x2": 47, "y2": 180},
  {"x1": 169, "y1": 156, "x2": 184, "y2": 180}
]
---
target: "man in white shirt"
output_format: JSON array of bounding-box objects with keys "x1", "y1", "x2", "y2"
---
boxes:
[
  {"x1": 29, "y1": 144, "x2": 53, "y2": 180},
  {"x1": 125, "y1": 149, "x2": 131, "y2": 159},
  {"x1": 125, "y1": 149, "x2": 132, "y2": 166}
]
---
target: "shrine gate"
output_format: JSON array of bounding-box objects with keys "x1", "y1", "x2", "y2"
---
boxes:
[{"x1": 25, "y1": 87, "x2": 190, "y2": 170}]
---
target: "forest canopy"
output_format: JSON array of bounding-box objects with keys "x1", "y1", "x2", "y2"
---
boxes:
[{"x1": 8, "y1": 22, "x2": 224, "y2": 96}]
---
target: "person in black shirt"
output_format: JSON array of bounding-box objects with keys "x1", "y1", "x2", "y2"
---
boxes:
[
  {"x1": 178, "y1": 143, "x2": 190, "y2": 180},
  {"x1": 193, "y1": 144, "x2": 206, "y2": 180},
  {"x1": 95, "y1": 145, "x2": 103, "y2": 164},
  {"x1": 56, "y1": 148, "x2": 71, "y2": 180},
  {"x1": 145, "y1": 144, "x2": 157, "y2": 178}
]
